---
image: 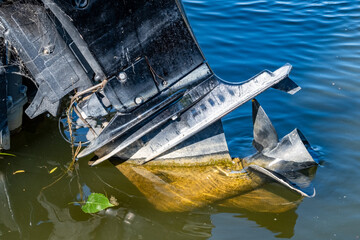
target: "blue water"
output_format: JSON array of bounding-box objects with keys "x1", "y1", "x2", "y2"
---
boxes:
[
  {"x1": 183, "y1": 0, "x2": 360, "y2": 238},
  {"x1": 1, "y1": 0, "x2": 360, "y2": 239}
]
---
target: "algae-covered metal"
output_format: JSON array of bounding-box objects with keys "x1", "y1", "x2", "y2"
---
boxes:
[{"x1": 115, "y1": 160, "x2": 307, "y2": 212}]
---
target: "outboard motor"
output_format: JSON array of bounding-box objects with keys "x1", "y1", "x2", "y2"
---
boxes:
[{"x1": 0, "y1": 0, "x2": 301, "y2": 164}]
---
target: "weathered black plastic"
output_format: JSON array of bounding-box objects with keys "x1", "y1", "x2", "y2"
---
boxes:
[
  {"x1": 103, "y1": 58, "x2": 160, "y2": 112},
  {"x1": 0, "y1": 0, "x2": 205, "y2": 120},
  {"x1": 50, "y1": 0, "x2": 204, "y2": 85},
  {"x1": 0, "y1": 3, "x2": 92, "y2": 118}
]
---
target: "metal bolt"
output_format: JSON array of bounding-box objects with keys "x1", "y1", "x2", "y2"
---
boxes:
[
  {"x1": 134, "y1": 97, "x2": 143, "y2": 105},
  {"x1": 162, "y1": 80, "x2": 168, "y2": 86},
  {"x1": 118, "y1": 72, "x2": 127, "y2": 82},
  {"x1": 94, "y1": 74, "x2": 102, "y2": 82},
  {"x1": 42, "y1": 45, "x2": 55, "y2": 55}
]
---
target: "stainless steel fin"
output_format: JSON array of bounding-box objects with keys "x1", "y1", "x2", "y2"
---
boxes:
[
  {"x1": 247, "y1": 165, "x2": 316, "y2": 198},
  {"x1": 79, "y1": 76, "x2": 218, "y2": 159},
  {"x1": 89, "y1": 76, "x2": 219, "y2": 165},
  {"x1": 272, "y1": 77, "x2": 301, "y2": 94},
  {"x1": 252, "y1": 98, "x2": 278, "y2": 152},
  {"x1": 138, "y1": 64, "x2": 294, "y2": 164}
]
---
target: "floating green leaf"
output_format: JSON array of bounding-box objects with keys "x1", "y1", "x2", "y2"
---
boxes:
[{"x1": 81, "y1": 193, "x2": 114, "y2": 213}]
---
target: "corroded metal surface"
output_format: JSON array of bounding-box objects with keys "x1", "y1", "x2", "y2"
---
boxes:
[{"x1": 115, "y1": 159, "x2": 302, "y2": 213}]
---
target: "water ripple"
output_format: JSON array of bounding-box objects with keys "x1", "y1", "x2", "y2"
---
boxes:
[{"x1": 182, "y1": 0, "x2": 360, "y2": 237}]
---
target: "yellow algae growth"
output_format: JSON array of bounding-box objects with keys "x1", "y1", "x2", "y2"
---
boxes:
[
  {"x1": 218, "y1": 184, "x2": 301, "y2": 213},
  {"x1": 115, "y1": 158, "x2": 302, "y2": 213}
]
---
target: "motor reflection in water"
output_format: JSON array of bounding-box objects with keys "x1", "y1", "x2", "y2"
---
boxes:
[
  {"x1": 0, "y1": 99, "x2": 318, "y2": 239},
  {"x1": 0, "y1": 151, "x2": 317, "y2": 239},
  {"x1": 0, "y1": 155, "x2": 317, "y2": 240},
  {"x1": 35, "y1": 160, "x2": 315, "y2": 239}
]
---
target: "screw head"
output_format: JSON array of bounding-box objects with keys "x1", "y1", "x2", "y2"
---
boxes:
[
  {"x1": 134, "y1": 97, "x2": 143, "y2": 105},
  {"x1": 118, "y1": 72, "x2": 127, "y2": 82},
  {"x1": 94, "y1": 74, "x2": 102, "y2": 82},
  {"x1": 42, "y1": 45, "x2": 55, "y2": 55}
]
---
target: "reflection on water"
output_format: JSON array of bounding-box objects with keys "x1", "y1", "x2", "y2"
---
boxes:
[
  {"x1": 0, "y1": 116, "x2": 316, "y2": 239},
  {"x1": 0, "y1": 172, "x2": 21, "y2": 237},
  {"x1": 231, "y1": 208, "x2": 299, "y2": 238},
  {"x1": 0, "y1": 117, "x2": 312, "y2": 239}
]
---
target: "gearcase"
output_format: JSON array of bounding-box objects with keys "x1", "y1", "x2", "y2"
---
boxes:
[{"x1": 0, "y1": 0, "x2": 300, "y2": 164}]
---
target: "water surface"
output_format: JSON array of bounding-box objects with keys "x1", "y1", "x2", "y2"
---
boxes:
[{"x1": 1, "y1": 0, "x2": 360, "y2": 239}]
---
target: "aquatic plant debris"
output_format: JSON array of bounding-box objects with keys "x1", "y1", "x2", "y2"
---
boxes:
[
  {"x1": 0, "y1": 152, "x2": 16, "y2": 157},
  {"x1": 81, "y1": 193, "x2": 115, "y2": 214},
  {"x1": 13, "y1": 170, "x2": 25, "y2": 175},
  {"x1": 49, "y1": 167, "x2": 58, "y2": 174}
]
